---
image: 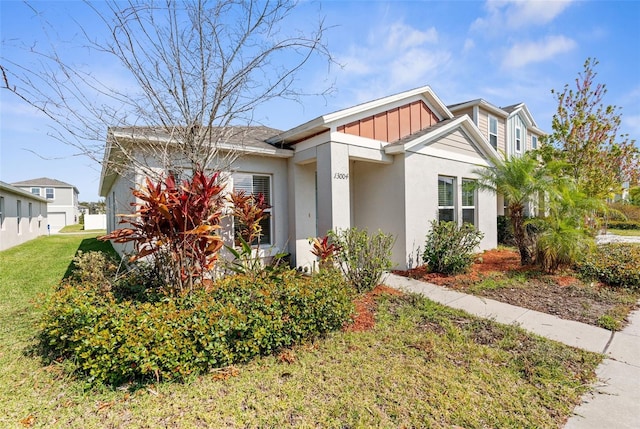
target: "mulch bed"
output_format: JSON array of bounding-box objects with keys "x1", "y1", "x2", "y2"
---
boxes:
[
  {"x1": 395, "y1": 248, "x2": 639, "y2": 329},
  {"x1": 344, "y1": 285, "x2": 403, "y2": 332}
]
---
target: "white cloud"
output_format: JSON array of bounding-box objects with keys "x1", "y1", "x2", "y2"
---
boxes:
[
  {"x1": 472, "y1": 0, "x2": 574, "y2": 33},
  {"x1": 334, "y1": 21, "x2": 451, "y2": 95},
  {"x1": 501, "y1": 35, "x2": 576, "y2": 69},
  {"x1": 463, "y1": 38, "x2": 476, "y2": 53}
]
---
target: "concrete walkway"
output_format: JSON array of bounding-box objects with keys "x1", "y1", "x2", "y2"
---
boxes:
[{"x1": 384, "y1": 273, "x2": 640, "y2": 429}]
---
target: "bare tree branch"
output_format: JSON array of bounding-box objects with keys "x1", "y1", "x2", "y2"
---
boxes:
[{"x1": 1, "y1": 0, "x2": 335, "y2": 184}]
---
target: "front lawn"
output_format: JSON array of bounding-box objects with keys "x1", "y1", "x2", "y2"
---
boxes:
[
  {"x1": 0, "y1": 236, "x2": 602, "y2": 428},
  {"x1": 605, "y1": 229, "x2": 640, "y2": 237}
]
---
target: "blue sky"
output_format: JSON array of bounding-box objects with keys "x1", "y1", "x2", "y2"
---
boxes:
[{"x1": 1, "y1": 0, "x2": 639, "y2": 202}]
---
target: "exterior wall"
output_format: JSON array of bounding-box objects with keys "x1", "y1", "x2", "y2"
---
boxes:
[
  {"x1": 0, "y1": 185, "x2": 48, "y2": 251},
  {"x1": 105, "y1": 169, "x2": 137, "y2": 256},
  {"x1": 476, "y1": 108, "x2": 507, "y2": 156},
  {"x1": 506, "y1": 113, "x2": 527, "y2": 157},
  {"x1": 287, "y1": 161, "x2": 317, "y2": 270},
  {"x1": 402, "y1": 151, "x2": 497, "y2": 269},
  {"x1": 16, "y1": 185, "x2": 79, "y2": 233},
  {"x1": 230, "y1": 154, "x2": 289, "y2": 257},
  {"x1": 351, "y1": 157, "x2": 407, "y2": 268},
  {"x1": 337, "y1": 100, "x2": 438, "y2": 143}
]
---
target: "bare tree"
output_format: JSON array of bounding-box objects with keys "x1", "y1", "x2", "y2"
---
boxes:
[{"x1": 1, "y1": 0, "x2": 333, "y2": 179}]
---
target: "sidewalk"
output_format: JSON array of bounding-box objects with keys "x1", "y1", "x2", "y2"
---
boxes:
[{"x1": 384, "y1": 273, "x2": 640, "y2": 429}]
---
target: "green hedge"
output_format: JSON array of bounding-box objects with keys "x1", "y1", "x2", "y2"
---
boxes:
[
  {"x1": 39, "y1": 270, "x2": 354, "y2": 386},
  {"x1": 606, "y1": 220, "x2": 640, "y2": 230},
  {"x1": 576, "y1": 243, "x2": 640, "y2": 289}
]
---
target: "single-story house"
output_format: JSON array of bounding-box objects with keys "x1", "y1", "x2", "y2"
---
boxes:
[
  {"x1": 99, "y1": 85, "x2": 542, "y2": 270},
  {"x1": 0, "y1": 181, "x2": 48, "y2": 251},
  {"x1": 12, "y1": 177, "x2": 81, "y2": 233}
]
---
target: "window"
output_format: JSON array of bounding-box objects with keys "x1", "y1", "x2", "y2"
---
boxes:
[
  {"x1": 462, "y1": 179, "x2": 476, "y2": 226},
  {"x1": 0, "y1": 196, "x2": 4, "y2": 229},
  {"x1": 531, "y1": 135, "x2": 538, "y2": 150},
  {"x1": 17, "y1": 200, "x2": 22, "y2": 234},
  {"x1": 438, "y1": 176, "x2": 455, "y2": 222},
  {"x1": 233, "y1": 173, "x2": 272, "y2": 245},
  {"x1": 28, "y1": 203, "x2": 33, "y2": 231},
  {"x1": 31, "y1": 187, "x2": 41, "y2": 196},
  {"x1": 45, "y1": 188, "x2": 55, "y2": 199},
  {"x1": 515, "y1": 127, "x2": 522, "y2": 152},
  {"x1": 488, "y1": 116, "x2": 498, "y2": 150}
]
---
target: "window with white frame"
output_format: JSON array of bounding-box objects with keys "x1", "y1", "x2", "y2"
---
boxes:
[
  {"x1": 233, "y1": 173, "x2": 272, "y2": 245},
  {"x1": 488, "y1": 116, "x2": 498, "y2": 150},
  {"x1": 438, "y1": 176, "x2": 455, "y2": 222},
  {"x1": 31, "y1": 187, "x2": 41, "y2": 196},
  {"x1": 515, "y1": 127, "x2": 522, "y2": 152},
  {"x1": 462, "y1": 179, "x2": 476, "y2": 226},
  {"x1": 17, "y1": 200, "x2": 22, "y2": 234},
  {"x1": 45, "y1": 188, "x2": 54, "y2": 199},
  {"x1": 531, "y1": 135, "x2": 538, "y2": 150},
  {"x1": 0, "y1": 196, "x2": 4, "y2": 229}
]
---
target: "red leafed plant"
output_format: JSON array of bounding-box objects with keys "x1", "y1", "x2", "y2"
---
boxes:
[
  {"x1": 229, "y1": 190, "x2": 270, "y2": 245},
  {"x1": 309, "y1": 235, "x2": 340, "y2": 270},
  {"x1": 100, "y1": 169, "x2": 226, "y2": 295}
]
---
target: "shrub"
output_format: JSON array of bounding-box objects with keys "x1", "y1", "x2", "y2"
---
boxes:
[
  {"x1": 423, "y1": 220, "x2": 484, "y2": 275},
  {"x1": 330, "y1": 228, "x2": 394, "y2": 293},
  {"x1": 99, "y1": 169, "x2": 226, "y2": 295},
  {"x1": 39, "y1": 269, "x2": 353, "y2": 385},
  {"x1": 576, "y1": 243, "x2": 640, "y2": 289},
  {"x1": 531, "y1": 217, "x2": 595, "y2": 273},
  {"x1": 606, "y1": 220, "x2": 640, "y2": 230},
  {"x1": 608, "y1": 202, "x2": 640, "y2": 222},
  {"x1": 67, "y1": 251, "x2": 119, "y2": 292}
]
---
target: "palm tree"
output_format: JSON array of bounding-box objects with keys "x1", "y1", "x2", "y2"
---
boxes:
[{"x1": 473, "y1": 152, "x2": 552, "y2": 265}]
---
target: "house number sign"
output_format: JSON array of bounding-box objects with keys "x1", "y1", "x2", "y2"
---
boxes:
[{"x1": 333, "y1": 172, "x2": 349, "y2": 180}]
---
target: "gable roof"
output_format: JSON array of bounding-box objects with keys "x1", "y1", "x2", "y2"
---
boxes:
[
  {"x1": 385, "y1": 114, "x2": 500, "y2": 164},
  {"x1": 99, "y1": 125, "x2": 290, "y2": 197},
  {"x1": 447, "y1": 99, "x2": 509, "y2": 118},
  {"x1": 11, "y1": 177, "x2": 79, "y2": 194},
  {"x1": 267, "y1": 86, "x2": 454, "y2": 145},
  {"x1": 1, "y1": 181, "x2": 49, "y2": 202},
  {"x1": 500, "y1": 103, "x2": 545, "y2": 134}
]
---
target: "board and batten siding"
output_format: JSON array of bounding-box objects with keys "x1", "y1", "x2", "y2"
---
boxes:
[{"x1": 337, "y1": 100, "x2": 439, "y2": 143}]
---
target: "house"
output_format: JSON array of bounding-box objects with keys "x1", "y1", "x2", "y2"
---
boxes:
[
  {"x1": 448, "y1": 99, "x2": 544, "y2": 215},
  {"x1": 0, "y1": 181, "x2": 48, "y2": 251},
  {"x1": 12, "y1": 177, "x2": 80, "y2": 233},
  {"x1": 99, "y1": 85, "x2": 544, "y2": 270}
]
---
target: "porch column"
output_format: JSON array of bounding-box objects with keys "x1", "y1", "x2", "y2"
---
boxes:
[{"x1": 316, "y1": 142, "x2": 351, "y2": 235}]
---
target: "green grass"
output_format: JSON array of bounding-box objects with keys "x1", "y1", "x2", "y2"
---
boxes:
[
  {"x1": 606, "y1": 229, "x2": 640, "y2": 237},
  {"x1": 0, "y1": 237, "x2": 602, "y2": 428},
  {"x1": 59, "y1": 224, "x2": 106, "y2": 234}
]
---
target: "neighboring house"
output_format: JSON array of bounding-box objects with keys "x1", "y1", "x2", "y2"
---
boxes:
[
  {"x1": 448, "y1": 99, "x2": 545, "y2": 215},
  {"x1": 100, "y1": 86, "x2": 544, "y2": 270},
  {"x1": 0, "y1": 181, "x2": 48, "y2": 251},
  {"x1": 12, "y1": 177, "x2": 80, "y2": 233}
]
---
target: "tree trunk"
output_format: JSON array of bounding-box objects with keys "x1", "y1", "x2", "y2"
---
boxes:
[{"x1": 510, "y1": 204, "x2": 532, "y2": 265}]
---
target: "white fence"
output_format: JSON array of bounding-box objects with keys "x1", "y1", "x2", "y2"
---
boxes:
[{"x1": 85, "y1": 214, "x2": 107, "y2": 230}]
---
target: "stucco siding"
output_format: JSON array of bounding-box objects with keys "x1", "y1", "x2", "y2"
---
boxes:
[
  {"x1": 351, "y1": 157, "x2": 406, "y2": 268},
  {"x1": 402, "y1": 153, "x2": 497, "y2": 269},
  {"x1": 0, "y1": 184, "x2": 48, "y2": 251}
]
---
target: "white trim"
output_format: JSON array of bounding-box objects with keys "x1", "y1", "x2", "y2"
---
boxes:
[
  {"x1": 384, "y1": 115, "x2": 500, "y2": 163},
  {"x1": 267, "y1": 86, "x2": 454, "y2": 144},
  {"x1": 488, "y1": 115, "x2": 498, "y2": 150},
  {"x1": 409, "y1": 145, "x2": 491, "y2": 167}
]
